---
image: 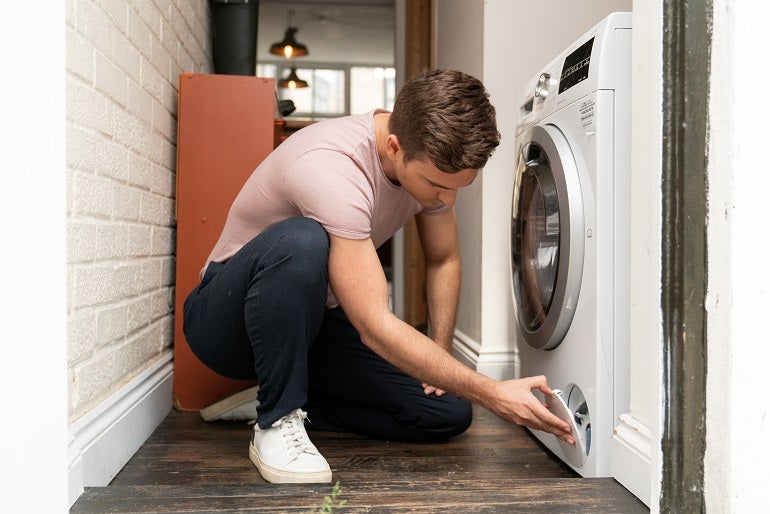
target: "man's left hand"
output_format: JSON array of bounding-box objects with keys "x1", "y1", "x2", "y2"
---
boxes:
[{"x1": 422, "y1": 382, "x2": 447, "y2": 397}]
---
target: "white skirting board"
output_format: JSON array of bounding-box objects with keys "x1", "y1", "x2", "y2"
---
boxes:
[
  {"x1": 611, "y1": 413, "x2": 652, "y2": 507},
  {"x1": 453, "y1": 329, "x2": 518, "y2": 380},
  {"x1": 68, "y1": 352, "x2": 174, "y2": 507}
]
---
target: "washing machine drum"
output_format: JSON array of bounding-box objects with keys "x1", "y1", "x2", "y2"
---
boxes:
[{"x1": 511, "y1": 124, "x2": 585, "y2": 350}]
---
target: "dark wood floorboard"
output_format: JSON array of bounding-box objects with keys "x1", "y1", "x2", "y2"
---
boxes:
[{"x1": 71, "y1": 405, "x2": 648, "y2": 513}]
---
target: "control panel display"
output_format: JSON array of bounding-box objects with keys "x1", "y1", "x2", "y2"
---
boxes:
[{"x1": 559, "y1": 37, "x2": 594, "y2": 94}]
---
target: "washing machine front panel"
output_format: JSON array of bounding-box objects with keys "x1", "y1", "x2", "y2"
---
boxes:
[
  {"x1": 511, "y1": 124, "x2": 585, "y2": 350},
  {"x1": 510, "y1": 12, "x2": 632, "y2": 478},
  {"x1": 515, "y1": 95, "x2": 610, "y2": 477}
]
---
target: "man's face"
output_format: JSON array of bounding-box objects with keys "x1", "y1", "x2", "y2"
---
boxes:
[{"x1": 396, "y1": 158, "x2": 478, "y2": 208}]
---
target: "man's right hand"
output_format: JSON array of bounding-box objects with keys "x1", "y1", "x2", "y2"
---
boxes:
[{"x1": 490, "y1": 375, "x2": 575, "y2": 445}]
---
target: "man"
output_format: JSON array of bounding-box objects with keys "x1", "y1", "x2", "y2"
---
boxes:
[{"x1": 183, "y1": 69, "x2": 573, "y2": 485}]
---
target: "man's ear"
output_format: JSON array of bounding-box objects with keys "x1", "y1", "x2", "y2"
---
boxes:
[{"x1": 385, "y1": 134, "x2": 401, "y2": 160}]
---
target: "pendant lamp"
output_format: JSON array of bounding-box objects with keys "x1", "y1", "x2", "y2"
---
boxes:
[
  {"x1": 269, "y1": 10, "x2": 309, "y2": 59},
  {"x1": 279, "y1": 66, "x2": 309, "y2": 89}
]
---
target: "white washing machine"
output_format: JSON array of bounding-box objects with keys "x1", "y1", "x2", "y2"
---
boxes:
[{"x1": 509, "y1": 12, "x2": 631, "y2": 477}]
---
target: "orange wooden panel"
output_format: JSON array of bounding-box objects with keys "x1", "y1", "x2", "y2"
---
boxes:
[{"x1": 174, "y1": 73, "x2": 276, "y2": 410}]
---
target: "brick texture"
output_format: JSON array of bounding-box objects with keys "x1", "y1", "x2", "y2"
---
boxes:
[{"x1": 66, "y1": 0, "x2": 211, "y2": 422}]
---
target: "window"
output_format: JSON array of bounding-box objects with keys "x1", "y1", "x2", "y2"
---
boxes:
[
  {"x1": 286, "y1": 68, "x2": 346, "y2": 116},
  {"x1": 257, "y1": 64, "x2": 396, "y2": 119},
  {"x1": 351, "y1": 66, "x2": 396, "y2": 114}
]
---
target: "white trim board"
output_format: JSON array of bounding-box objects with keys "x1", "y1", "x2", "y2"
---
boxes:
[
  {"x1": 68, "y1": 353, "x2": 174, "y2": 507},
  {"x1": 453, "y1": 329, "x2": 517, "y2": 380},
  {"x1": 611, "y1": 413, "x2": 652, "y2": 507}
]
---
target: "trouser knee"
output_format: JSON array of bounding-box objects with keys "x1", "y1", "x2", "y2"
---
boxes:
[
  {"x1": 400, "y1": 395, "x2": 473, "y2": 442},
  {"x1": 434, "y1": 396, "x2": 473, "y2": 439},
  {"x1": 259, "y1": 217, "x2": 329, "y2": 287},
  {"x1": 181, "y1": 217, "x2": 330, "y2": 412}
]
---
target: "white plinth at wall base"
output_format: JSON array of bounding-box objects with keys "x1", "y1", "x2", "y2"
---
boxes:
[
  {"x1": 453, "y1": 329, "x2": 518, "y2": 381},
  {"x1": 611, "y1": 413, "x2": 652, "y2": 507},
  {"x1": 68, "y1": 353, "x2": 174, "y2": 507}
]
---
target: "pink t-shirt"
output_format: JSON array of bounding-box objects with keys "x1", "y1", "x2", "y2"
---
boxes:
[{"x1": 202, "y1": 109, "x2": 448, "y2": 305}]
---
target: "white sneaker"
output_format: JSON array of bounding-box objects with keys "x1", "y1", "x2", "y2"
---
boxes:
[
  {"x1": 249, "y1": 409, "x2": 332, "y2": 483},
  {"x1": 200, "y1": 385, "x2": 260, "y2": 421}
]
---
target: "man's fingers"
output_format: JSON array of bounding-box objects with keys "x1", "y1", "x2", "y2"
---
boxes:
[
  {"x1": 422, "y1": 383, "x2": 447, "y2": 396},
  {"x1": 522, "y1": 374, "x2": 550, "y2": 392},
  {"x1": 529, "y1": 397, "x2": 574, "y2": 444}
]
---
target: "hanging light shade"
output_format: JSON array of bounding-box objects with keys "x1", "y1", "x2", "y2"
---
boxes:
[
  {"x1": 279, "y1": 67, "x2": 309, "y2": 89},
  {"x1": 269, "y1": 27, "x2": 309, "y2": 59}
]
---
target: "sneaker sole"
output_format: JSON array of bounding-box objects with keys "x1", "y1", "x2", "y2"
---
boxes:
[
  {"x1": 249, "y1": 442, "x2": 332, "y2": 484},
  {"x1": 200, "y1": 385, "x2": 259, "y2": 421}
]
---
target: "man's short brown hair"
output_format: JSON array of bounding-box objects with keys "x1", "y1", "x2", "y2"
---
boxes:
[{"x1": 389, "y1": 69, "x2": 500, "y2": 173}]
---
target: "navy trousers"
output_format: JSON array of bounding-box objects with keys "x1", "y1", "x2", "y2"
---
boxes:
[{"x1": 183, "y1": 217, "x2": 472, "y2": 441}]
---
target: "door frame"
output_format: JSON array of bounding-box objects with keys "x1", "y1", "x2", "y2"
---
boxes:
[
  {"x1": 393, "y1": 0, "x2": 433, "y2": 330},
  {"x1": 659, "y1": 0, "x2": 711, "y2": 510}
]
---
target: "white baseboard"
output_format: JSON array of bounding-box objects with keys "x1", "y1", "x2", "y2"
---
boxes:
[
  {"x1": 453, "y1": 329, "x2": 517, "y2": 380},
  {"x1": 452, "y1": 328, "x2": 481, "y2": 368},
  {"x1": 68, "y1": 352, "x2": 174, "y2": 507},
  {"x1": 611, "y1": 413, "x2": 652, "y2": 507}
]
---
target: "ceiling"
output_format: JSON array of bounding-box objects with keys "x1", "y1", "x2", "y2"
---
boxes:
[{"x1": 257, "y1": 0, "x2": 395, "y2": 66}]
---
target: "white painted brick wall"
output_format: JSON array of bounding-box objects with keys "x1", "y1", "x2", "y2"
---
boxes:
[{"x1": 66, "y1": 0, "x2": 211, "y2": 423}]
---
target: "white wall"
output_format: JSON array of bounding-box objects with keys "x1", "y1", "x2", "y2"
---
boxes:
[
  {"x1": 3, "y1": 1, "x2": 210, "y2": 509},
  {"x1": 435, "y1": 0, "x2": 484, "y2": 346},
  {"x1": 66, "y1": 0, "x2": 211, "y2": 423},
  {"x1": 705, "y1": 2, "x2": 732, "y2": 507},
  {"x1": 1, "y1": 4, "x2": 69, "y2": 512},
  {"x1": 610, "y1": 1, "x2": 662, "y2": 507},
  {"x1": 706, "y1": 2, "x2": 770, "y2": 511}
]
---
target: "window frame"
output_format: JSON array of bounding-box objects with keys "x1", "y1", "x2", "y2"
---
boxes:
[{"x1": 258, "y1": 61, "x2": 395, "y2": 120}]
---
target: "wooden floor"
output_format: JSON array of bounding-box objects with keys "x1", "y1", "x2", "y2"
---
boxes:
[{"x1": 71, "y1": 405, "x2": 647, "y2": 513}]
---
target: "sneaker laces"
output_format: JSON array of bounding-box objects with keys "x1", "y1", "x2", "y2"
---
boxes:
[{"x1": 274, "y1": 410, "x2": 320, "y2": 460}]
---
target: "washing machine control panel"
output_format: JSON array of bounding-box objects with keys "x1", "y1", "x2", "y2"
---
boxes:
[
  {"x1": 559, "y1": 37, "x2": 595, "y2": 94},
  {"x1": 517, "y1": 12, "x2": 631, "y2": 136},
  {"x1": 522, "y1": 37, "x2": 595, "y2": 117}
]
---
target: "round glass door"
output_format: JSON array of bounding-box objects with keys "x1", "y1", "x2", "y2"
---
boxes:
[{"x1": 510, "y1": 124, "x2": 585, "y2": 350}]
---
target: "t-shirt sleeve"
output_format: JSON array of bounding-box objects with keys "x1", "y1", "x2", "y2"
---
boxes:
[{"x1": 283, "y1": 150, "x2": 374, "y2": 240}]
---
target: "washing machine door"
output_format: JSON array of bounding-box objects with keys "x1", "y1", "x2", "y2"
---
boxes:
[{"x1": 511, "y1": 123, "x2": 585, "y2": 350}]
